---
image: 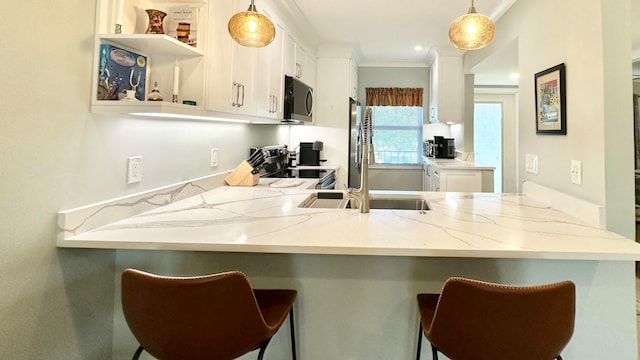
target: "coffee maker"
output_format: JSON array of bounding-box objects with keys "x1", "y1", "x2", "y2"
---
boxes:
[
  {"x1": 299, "y1": 141, "x2": 323, "y2": 165},
  {"x1": 433, "y1": 136, "x2": 456, "y2": 159}
]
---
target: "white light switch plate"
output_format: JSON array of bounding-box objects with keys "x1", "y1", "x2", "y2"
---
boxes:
[
  {"x1": 210, "y1": 148, "x2": 219, "y2": 167},
  {"x1": 525, "y1": 154, "x2": 538, "y2": 174}
]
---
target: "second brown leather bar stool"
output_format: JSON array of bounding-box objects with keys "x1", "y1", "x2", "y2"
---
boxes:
[
  {"x1": 121, "y1": 269, "x2": 297, "y2": 360},
  {"x1": 416, "y1": 277, "x2": 575, "y2": 360}
]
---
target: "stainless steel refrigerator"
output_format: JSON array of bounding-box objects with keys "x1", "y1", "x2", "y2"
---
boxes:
[{"x1": 348, "y1": 98, "x2": 362, "y2": 188}]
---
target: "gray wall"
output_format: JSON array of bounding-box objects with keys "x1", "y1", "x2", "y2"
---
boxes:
[
  {"x1": 0, "y1": 1, "x2": 280, "y2": 358},
  {"x1": 465, "y1": 0, "x2": 635, "y2": 238},
  {"x1": 357, "y1": 66, "x2": 429, "y2": 110}
]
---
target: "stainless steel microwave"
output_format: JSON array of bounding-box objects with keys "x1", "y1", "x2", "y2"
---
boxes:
[{"x1": 283, "y1": 75, "x2": 313, "y2": 122}]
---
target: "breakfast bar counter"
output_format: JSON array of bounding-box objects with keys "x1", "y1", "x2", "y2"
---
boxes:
[
  {"x1": 58, "y1": 176, "x2": 640, "y2": 360},
  {"x1": 58, "y1": 178, "x2": 640, "y2": 261}
]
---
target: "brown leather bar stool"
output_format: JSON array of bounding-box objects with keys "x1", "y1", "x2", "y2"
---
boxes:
[
  {"x1": 121, "y1": 269, "x2": 297, "y2": 360},
  {"x1": 416, "y1": 277, "x2": 575, "y2": 360}
]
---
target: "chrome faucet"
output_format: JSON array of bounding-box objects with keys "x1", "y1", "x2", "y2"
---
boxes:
[{"x1": 347, "y1": 107, "x2": 373, "y2": 213}]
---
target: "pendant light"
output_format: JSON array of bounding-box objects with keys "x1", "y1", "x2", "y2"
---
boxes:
[
  {"x1": 448, "y1": 0, "x2": 495, "y2": 50},
  {"x1": 228, "y1": 0, "x2": 275, "y2": 48}
]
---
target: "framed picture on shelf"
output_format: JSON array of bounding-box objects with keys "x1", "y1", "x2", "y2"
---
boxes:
[
  {"x1": 535, "y1": 63, "x2": 566, "y2": 135},
  {"x1": 96, "y1": 44, "x2": 147, "y2": 101}
]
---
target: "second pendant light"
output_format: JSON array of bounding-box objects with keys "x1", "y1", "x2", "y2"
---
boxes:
[{"x1": 228, "y1": 0, "x2": 275, "y2": 48}]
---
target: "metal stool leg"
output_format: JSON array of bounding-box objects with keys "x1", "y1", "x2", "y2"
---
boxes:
[
  {"x1": 416, "y1": 322, "x2": 423, "y2": 360},
  {"x1": 257, "y1": 338, "x2": 272, "y2": 360},
  {"x1": 290, "y1": 308, "x2": 297, "y2": 360},
  {"x1": 132, "y1": 346, "x2": 144, "y2": 360},
  {"x1": 431, "y1": 344, "x2": 439, "y2": 360}
]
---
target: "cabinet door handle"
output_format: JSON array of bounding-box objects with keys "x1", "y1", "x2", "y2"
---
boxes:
[
  {"x1": 268, "y1": 94, "x2": 276, "y2": 113},
  {"x1": 239, "y1": 84, "x2": 245, "y2": 107},
  {"x1": 296, "y1": 63, "x2": 302, "y2": 78},
  {"x1": 232, "y1": 82, "x2": 239, "y2": 107},
  {"x1": 272, "y1": 95, "x2": 277, "y2": 113}
]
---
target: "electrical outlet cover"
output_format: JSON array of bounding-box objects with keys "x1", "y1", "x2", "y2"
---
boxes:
[
  {"x1": 127, "y1": 156, "x2": 142, "y2": 184},
  {"x1": 571, "y1": 160, "x2": 582, "y2": 185}
]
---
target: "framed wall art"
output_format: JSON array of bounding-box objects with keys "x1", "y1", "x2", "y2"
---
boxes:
[{"x1": 535, "y1": 63, "x2": 566, "y2": 135}]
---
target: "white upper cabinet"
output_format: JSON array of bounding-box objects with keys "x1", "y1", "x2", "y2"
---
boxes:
[
  {"x1": 283, "y1": 34, "x2": 296, "y2": 79},
  {"x1": 206, "y1": 0, "x2": 293, "y2": 119},
  {"x1": 229, "y1": 32, "x2": 258, "y2": 116},
  {"x1": 429, "y1": 55, "x2": 463, "y2": 123},
  {"x1": 205, "y1": 0, "x2": 234, "y2": 113},
  {"x1": 91, "y1": 0, "x2": 207, "y2": 115},
  {"x1": 294, "y1": 43, "x2": 308, "y2": 81},
  {"x1": 90, "y1": 0, "x2": 316, "y2": 122},
  {"x1": 205, "y1": 0, "x2": 258, "y2": 116},
  {"x1": 284, "y1": 34, "x2": 316, "y2": 88},
  {"x1": 255, "y1": 6, "x2": 284, "y2": 119}
]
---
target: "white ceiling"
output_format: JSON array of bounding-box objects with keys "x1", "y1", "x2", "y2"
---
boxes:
[
  {"x1": 290, "y1": 0, "x2": 516, "y2": 63},
  {"x1": 281, "y1": 0, "x2": 640, "y2": 85}
]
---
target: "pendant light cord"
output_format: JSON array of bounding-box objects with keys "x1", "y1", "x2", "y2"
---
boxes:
[{"x1": 468, "y1": 0, "x2": 477, "y2": 14}]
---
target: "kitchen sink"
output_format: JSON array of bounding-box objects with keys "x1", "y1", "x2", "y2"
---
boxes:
[
  {"x1": 297, "y1": 192, "x2": 351, "y2": 209},
  {"x1": 367, "y1": 198, "x2": 430, "y2": 211},
  {"x1": 298, "y1": 192, "x2": 430, "y2": 211}
]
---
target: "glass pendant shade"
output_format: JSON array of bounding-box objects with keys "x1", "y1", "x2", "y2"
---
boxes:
[
  {"x1": 228, "y1": 1, "x2": 275, "y2": 48},
  {"x1": 448, "y1": 3, "x2": 495, "y2": 50}
]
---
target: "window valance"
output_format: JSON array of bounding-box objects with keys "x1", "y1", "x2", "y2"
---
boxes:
[{"x1": 365, "y1": 87, "x2": 423, "y2": 107}]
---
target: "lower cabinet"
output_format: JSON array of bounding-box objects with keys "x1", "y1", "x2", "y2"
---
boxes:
[
  {"x1": 439, "y1": 170, "x2": 482, "y2": 192},
  {"x1": 431, "y1": 167, "x2": 440, "y2": 191},
  {"x1": 423, "y1": 160, "x2": 494, "y2": 192}
]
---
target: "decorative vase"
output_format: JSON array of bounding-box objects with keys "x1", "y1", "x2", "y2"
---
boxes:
[{"x1": 145, "y1": 9, "x2": 167, "y2": 34}]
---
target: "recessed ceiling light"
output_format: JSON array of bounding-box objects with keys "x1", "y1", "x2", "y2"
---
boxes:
[{"x1": 414, "y1": 45, "x2": 423, "y2": 51}]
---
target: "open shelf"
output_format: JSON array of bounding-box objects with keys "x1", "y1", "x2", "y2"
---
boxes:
[
  {"x1": 92, "y1": 100, "x2": 203, "y2": 115},
  {"x1": 98, "y1": 34, "x2": 204, "y2": 56}
]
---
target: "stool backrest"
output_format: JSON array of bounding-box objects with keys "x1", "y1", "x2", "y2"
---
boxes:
[
  {"x1": 427, "y1": 277, "x2": 575, "y2": 360},
  {"x1": 122, "y1": 269, "x2": 270, "y2": 360}
]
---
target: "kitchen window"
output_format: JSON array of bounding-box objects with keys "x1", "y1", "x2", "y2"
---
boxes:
[
  {"x1": 370, "y1": 106, "x2": 423, "y2": 165},
  {"x1": 365, "y1": 87, "x2": 424, "y2": 165}
]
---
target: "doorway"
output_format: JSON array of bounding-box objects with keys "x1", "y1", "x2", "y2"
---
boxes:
[{"x1": 474, "y1": 102, "x2": 503, "y2": 193}]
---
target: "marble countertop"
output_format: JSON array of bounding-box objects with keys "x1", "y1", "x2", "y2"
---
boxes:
[
  {"x1": 58, "y1": 178, "x2": 640, "y2": 261},
  {"x1": 424, "y1": 157, "x2": 496, "y2": 170}
]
